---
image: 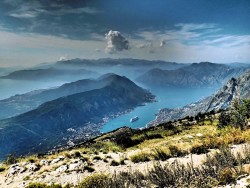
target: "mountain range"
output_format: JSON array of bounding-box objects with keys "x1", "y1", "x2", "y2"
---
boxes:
[
  {"x1": 0, "y1": 74, "x2": 154, "y2": 159},
  {"x1": 0, "y1": 67, "x2": 99, "y2": 81},
  {"x1": 148, "y1": 70, "x2": 250, "y2": 126},
  {"x1": 0, "y1": 74, "x2": 122, "y2": 119},
  {"x1": 137, "y1": 62, "x2": 246, "y2": 87}
]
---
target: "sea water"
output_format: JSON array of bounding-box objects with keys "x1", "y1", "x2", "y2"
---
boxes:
[{"x1": 101, "y1": 85, "x2": 218, "y2": 132}]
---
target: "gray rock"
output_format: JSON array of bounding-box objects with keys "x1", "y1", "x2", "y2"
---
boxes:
[
  {"x1": 51, "y1": 156, "x2": 65, "y2": 165},
  {"x1": 40, "y1": 160, "x2": 49, "y2": 166},
  {"x1": 27, "y1": 163, "x2": 39, "y2": 172},
  {"x1": 6, "y1": 164, "x2": 26, "y2": 177},
  {"x1": 68, "y1": 161, "x2": 84, "y2": 171},
  {"x1": 56, "y1": 165, "x2": 68, "y2": 173}
]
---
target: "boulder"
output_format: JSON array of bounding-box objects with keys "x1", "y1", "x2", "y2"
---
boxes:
[
  {"x1": 27, "y1": 163, "x2": 39, "y2": 172},
  {"x1": 6, "y1": 164, "x2": 26, "y2": 177},
  {"x1": 40, "y1": 160, "x2": 49, "y2": 166},
  {"x1": 51, "y1": 156, "x2": 64, "y2": 165},
  {"x1": 56, "y1": 165, "x2": 68, "y2": 173},
  {"x1": 68, "y1": 161, "x2": 84, "y2": 171}
]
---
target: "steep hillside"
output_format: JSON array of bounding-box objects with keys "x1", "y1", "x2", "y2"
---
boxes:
[
  {"x1": 0, "y1": 75, "x2": 154, "y2": 159},
  {"x1": 136, "y1": 62, "x2": 245, "y2": 87},
  {"x1": 148, "y1": 70, "x2": 250, "y2": 126},
  {"x1": 0, "y1": 74, "x2": 122, "y2": 119},
  {"x1": 0, "y1": 109, "x2": 249, "y2": 188}
]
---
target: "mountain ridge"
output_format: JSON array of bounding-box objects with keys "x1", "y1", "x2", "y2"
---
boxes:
[
  {"x1": 148, "y1": 70, "x2": 250, "y2": 126},
  {"x1": 136, "y1": 62, "x2": 246, "y2": 87},
  {"x1": 0, "y1": 74, "x2": 155, "y2": 159}
]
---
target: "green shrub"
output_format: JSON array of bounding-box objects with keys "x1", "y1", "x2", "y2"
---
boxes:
[
  {"x1": 23, "y1": 176, "x2": 30, "y2": 181},
  {"x1": 84, "y1": 166, "x2": 95, "y2": 173},
  {"x1": 110, "y1": 160, "x2": 120, "y2": 166},
  {"x1": 4, "y1": 154, "x2": 19, "y2": 165},
  {"x1": 93, "y1": 156, "x2": 102, "y2": 160},
  {"x1": 73, "y1": 151, "x2": 82, "y2": 158},
  {"x1": 190, "y1": 143, "x2": 209, "y2": 154},
  {"x1": 218, "y1": 167, "x2": 236, "y2": 185},
  {"x1": 130, "y1": 152, "x2": 151, "y2": 163},
  {"x1": 26, "y1": 183, "x2": 62, "y2": 188},
  {"x1": 78, "y1": 174, "x2": 110, "y2": 188},
  {"x1": 168, "y1": 145, "x2": 187, "y2": 157},
  {"x1": 146, "y1": 133, "x2": 163, "y2": 139},
  {"x1": 0, "y1": 166, "x2": 5, "y2": 172},
  {"x1": 153, "y1": 148, "x2": 171, "y2": 161}
]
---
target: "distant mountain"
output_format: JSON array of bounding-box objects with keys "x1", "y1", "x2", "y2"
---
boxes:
[
  {"x1": 0, "y1": 74, "x2": 154, "y2": 159},
  {"x1": 1, "y1": 67, "x2": 99, "y2": 80},
  {"x1": 0, "y1": 75, "x2": 122, "y2": 119},
  {"x1": 55, "y1": 58, "x2": 187, "y2": 69},
  {"x1": 148, "y1": 70, "x2": 250, "y2": 126},
  {"x1": 136, "y1": 62, "x2": 246, "y2": 87},
  {"x1": 52, "y1": 58, "x2": 188, "y2": 80},
  {"x1": 226, "y1": 62, "x2": 250, "y2": 68}
]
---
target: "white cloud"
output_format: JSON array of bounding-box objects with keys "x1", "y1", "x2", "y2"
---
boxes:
[
  {"x1": 130, "y1": 23, "x2": 250, "y2": 63},
  {"x1": 105, "y1": 30, "x2": 129, "y2": 54},
  {"x1": 58, "y1": 56, "x2": 68, "y2": 61},
  {"x1": 9, "y1": 11, "x2": 38, "y2": 18}
]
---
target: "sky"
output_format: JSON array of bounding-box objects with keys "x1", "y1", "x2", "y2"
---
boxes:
[{"x1": 0, "y1": 0, "x2": 250, "y2": 67}]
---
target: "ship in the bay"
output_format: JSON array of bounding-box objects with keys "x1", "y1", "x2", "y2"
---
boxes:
[{"x1": 130, "y1": 116, "x2": 139, "y2": 123}]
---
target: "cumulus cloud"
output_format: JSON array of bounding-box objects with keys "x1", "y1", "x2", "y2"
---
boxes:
[{"x1": 105, "y1": 30, "x2": 129, "y2": 54}]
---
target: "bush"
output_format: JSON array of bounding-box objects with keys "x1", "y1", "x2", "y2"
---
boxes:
[
  {"x1": 26, "y1": 183, "x2": 62, "y2": 188},
  {"x1": 218, "y1": 111, "x2": 231, "y2": 129},
  {"x1": 130, "y1": 152, "x2": 151, "y2": 163},
  {"x1": 168, "y1": 145, "x2": 187, "y2": 157},
  {"x1": 218, "y1": 99, "x2": 250, "y2": 130},
  {"x1": 73, "y1": 151, "x2": 82, "y2": 158},
  {"x1": 84, "y1": 166, "x2": 95, "y2": 173},
  {"x1": 93, "y1": 156, "x2": 102, "y2": 160},
  {"x1": 190, "y1": 143, "x2": 209, "y2": 154},
  {"x1": 0, "y1": 167, "x2": 5, "y2": 172},
  {"x1": 78, "y1": 174, "x2": 110, "y2": 188},
  {"x1": 110, "y1": 160, "x2": 120, "y2": 166},
  {"x1": 4, "y1": 154, "x2": 19, "y2": 165},
  {"x1": 218, "y1": 167, "x2": 236, "y2": 185},
  {"x1": 153, "y1": 148, "x2": 171, "y2": 161}
]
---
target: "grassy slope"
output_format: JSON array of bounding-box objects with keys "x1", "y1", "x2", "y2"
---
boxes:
[{"x1": 0, "y1": 112, "x2": 250, "y2": 187}]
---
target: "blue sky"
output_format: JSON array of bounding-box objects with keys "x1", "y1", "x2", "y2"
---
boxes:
[{"x1": 0, "y1": 0, "x2": 250, "y2": 66}]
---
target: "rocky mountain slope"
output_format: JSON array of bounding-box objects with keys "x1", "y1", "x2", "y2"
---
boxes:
[
  {"x1": 148, "y1": 70, "x2": 250, "y2": 126},
  {"x1": 0, "y1": 75, "x2": 154, "y2": 160},
  {"x1": 53, "y1": 58, "x2": 188, "y2": 80},
  {"x1": 0, "y1": 74, "x2": 123, "y2": 119},
  {"x1": 136, "y1": 62, "x2": 246, "y2": 87},
  {"x1": 0, "y1": 111, "x2": 249, "y2": 188}
]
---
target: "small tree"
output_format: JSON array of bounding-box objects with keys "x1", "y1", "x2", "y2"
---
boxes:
[
  {"x1": 218, "y1": 111, "x2": 231, "y2": 129},
  {"x1": 218, "y1": 99, "x2": 250, "y2": 130}
]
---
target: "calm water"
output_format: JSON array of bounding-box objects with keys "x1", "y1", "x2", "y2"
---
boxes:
[
  {"x1": 101, "y1": 85, "x2": 218, "y2": 132},
  {"x1": 0, "y1": 78, "x2": 218, "y2": 133}
]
